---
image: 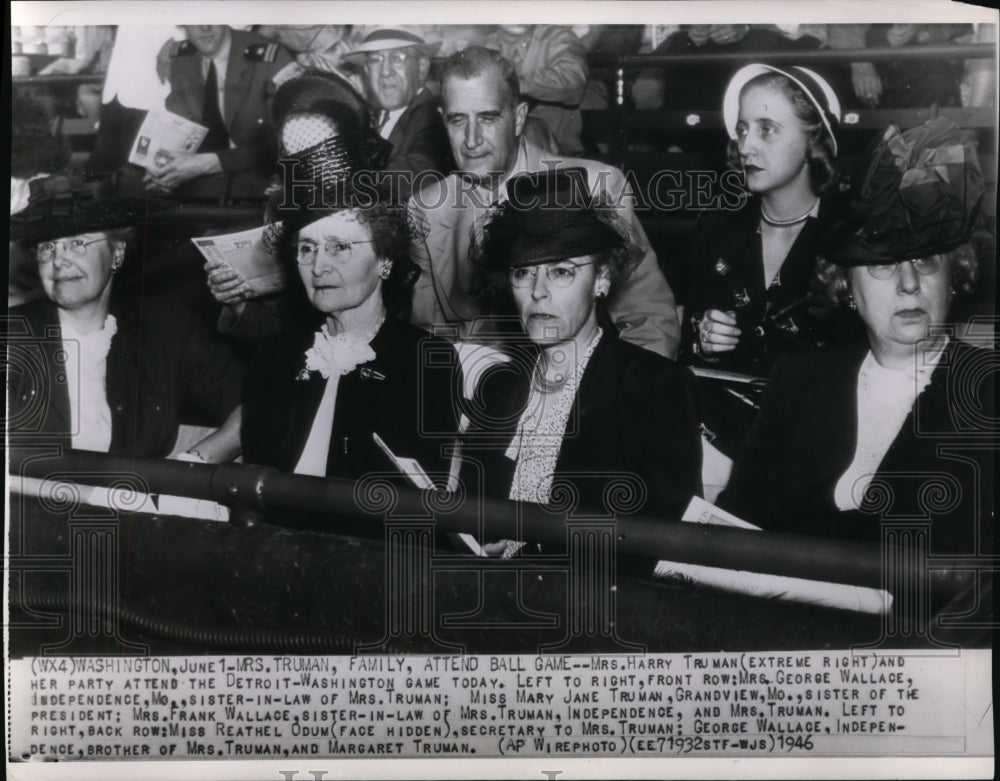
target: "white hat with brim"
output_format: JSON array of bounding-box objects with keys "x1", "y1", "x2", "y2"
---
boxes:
[
  {"x1": 342, "y1": 29, "x2": 442, "y2": 60},
  {"x1": 723, "y1": 63, "x2": 842, "y2": 156}
]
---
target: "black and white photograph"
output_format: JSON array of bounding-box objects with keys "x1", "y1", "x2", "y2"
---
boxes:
[{"x1": 5, "y1": 1, "x2": 997, "y2": 779}]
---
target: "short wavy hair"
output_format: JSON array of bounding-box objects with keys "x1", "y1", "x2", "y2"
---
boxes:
[
  {"x1": 726, "y1": 72, "x2": 840, "y2": 198},
  {"x1": 440, "y1": 45, "x2": 521, "y2": 110},
  {"x1": 814, "y1": 242, "x2": 981, "y2": 308},
  {"x1": 279, "y1": 199, "x2": 419, "y2": 325}
]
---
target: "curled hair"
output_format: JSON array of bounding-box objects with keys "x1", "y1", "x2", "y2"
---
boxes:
[
  {"x1": 440, "y1": 45, "x2": 520, "y2": 109},
  {"x1": 725, "y1": 72, "x2": 840, "y2": 197},
  {"x1": 814, "y1": 242, "x2": 981, "y2": 308},
  {"x1": 278, "y1": 199, "x2": 420, "y2": 324}
]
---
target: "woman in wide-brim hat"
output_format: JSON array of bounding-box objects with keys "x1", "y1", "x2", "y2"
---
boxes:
[
  {"x1": 679, "y1": 62, "x2": 853, "y2": 462},
  {"x1": 464, "y1": 167, "x2": 702, "y2": 558},
  {"x1": 8, "y1": 173, "x2": 244, "y2": 461},
  {"x1": 239, "y1": 73, "x2": 461, "y2": 484},
  {"x1": 719, "y1": 117, "x2": 994, "y2": 557}
]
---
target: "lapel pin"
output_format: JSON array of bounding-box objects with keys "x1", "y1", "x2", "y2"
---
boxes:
[
  {"x1": 714, "y1": 258, "x2": 729, "y2": 276},
  {"x1": 360, "y1": 368, "x2": 386, "y2": 381}
]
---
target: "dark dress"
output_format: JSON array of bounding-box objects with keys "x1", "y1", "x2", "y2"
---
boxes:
[
  {"x1": 241, "y1": 316, "x2": 461, "y2": 483},
  {"x1": 465, "y1": 330, "x2": 703, "y2": 523},
  {"x1": 6, "y1": 295, "x2": 244, "y2": 457},
  {"x1": 679, "y1": 195, "x2": 857, "y2": 455},
  {"x1": 718, "y1": 339, "x2": 995, "y2": 556}
]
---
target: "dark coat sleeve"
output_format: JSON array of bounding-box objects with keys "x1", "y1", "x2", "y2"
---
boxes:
[
  {"x1": 170, "y1": 302, "x2": 246, "y2": 421},
  {"x1": 386, "y1": 94, "x2": 454, "y2": 201},
  {"x1": 715, "y1": 354, "x2": 796, "y2": 527},
  {"x1": 619, "y1": 354, "x2": 703, "y2": 520}
]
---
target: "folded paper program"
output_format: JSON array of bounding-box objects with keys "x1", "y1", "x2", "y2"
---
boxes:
[
  {"x1": 653, "y1": 497, "x2": 893, "y2": 615},
  {"x1": 191, "y1": 225, "x2": 285, "y2": 297}
]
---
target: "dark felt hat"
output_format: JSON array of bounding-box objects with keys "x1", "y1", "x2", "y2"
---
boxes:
[
  {"x1": 273, "y1": 69, "x2": 373, "y2": 133},
  {"x1": 825, "y1": 117, "x2": 985, "y2": 266},
  {"x1": 475, "y1": 168, "x2": 634, "y2": 272},
  {"x1": 10, "y1": 171, "x2": 177, "y2": 245}
]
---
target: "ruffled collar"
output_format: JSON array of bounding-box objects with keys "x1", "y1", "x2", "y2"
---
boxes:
[{"x1": 298, "y1": 320, "x2": 382, "y2": 380}]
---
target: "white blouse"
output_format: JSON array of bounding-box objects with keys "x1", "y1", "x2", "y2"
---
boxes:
[
  {"x1": 834, "y1": 340, "x2": 947, "y2": 511},
  {"x1": 59, "y1": 312, "x2": 117, "y2": 453}
]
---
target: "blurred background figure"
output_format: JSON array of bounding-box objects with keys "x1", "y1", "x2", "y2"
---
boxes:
[
  {"x1": 485, "y1": 25, "x2": 589, "y2": 155},
  {"x1": 342, "y1": 28, "x2": 455, "y2": 198},
  {"x1": 86, "y1": 26, "x2": 178, "y2": 175},
  {"x1": 35, "y1": 26, "x2": 115, "y2": 121},
  {"x1": 827, "y1": 23, "x2": 969, "y2": 109},
  {"x1": 148, "y1": 25, "x2": 293, "y2": 201}
]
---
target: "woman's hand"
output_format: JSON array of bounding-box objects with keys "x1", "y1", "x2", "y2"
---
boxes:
[
  {"x1": 205, "y1": 258, "x2": 252, "y2": 307},
  {"x1": 699, "y1": 309, "x2": 740, "y2": 354}
]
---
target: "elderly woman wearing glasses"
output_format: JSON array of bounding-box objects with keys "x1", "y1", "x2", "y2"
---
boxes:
[
  {"x1": 240, "y1": 72, "x2": 460, "y2": 482},
  {"x1": 8, "y1": 174, "x2": 244, "y2": 460},
  {"x1": 719, "y1": 118, "x2": 994, "y2": 555},
  {"x1": 464, "y1": 168, "x2": 702, "y2": 555}
]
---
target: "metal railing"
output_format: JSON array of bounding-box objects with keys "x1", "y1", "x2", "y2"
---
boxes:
[
  {"x1": 585, "y1": 42, "x2": 996, "y2": 166},
  {"x1": 8, "y1": 447, "x2": 971, "y2": 593}
]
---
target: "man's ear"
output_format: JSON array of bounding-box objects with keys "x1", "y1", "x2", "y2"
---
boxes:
[{"x1": 513, "y1": 101, "x2": 529, "y2": 137}]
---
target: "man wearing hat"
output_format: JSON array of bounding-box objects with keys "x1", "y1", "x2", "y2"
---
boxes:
[
  {"x1": 408, "y1": 45, "x2": 681, "y2": 359},
  {"x1": 343, "y1": 28, "x2": 454, "y2": 199}
]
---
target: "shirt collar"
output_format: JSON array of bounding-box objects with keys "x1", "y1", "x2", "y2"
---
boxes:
[{"x1": 202, "y1": 30, "x2": 233, "y2": 78}]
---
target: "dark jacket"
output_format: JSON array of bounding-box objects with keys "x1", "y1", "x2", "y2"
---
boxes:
[
  {"x1": 678, "y1": 195, "x2": 858, "y2": 455},
  {"x1": 385, "y1": 88, "x2": 454, "y2": 200},
  {"x1": 241, "y1": 317, "x2": 461, "y2": 482},
  {"x1": 166, "y1": 29, "x2": 292, "y2": 198},
  {"x1": 464, "y1": 330, "x2": 703, "y2": 522},
  {"x1": 6, "y1": 295, "x2": 244, "y2": 458},
  {"x1": 680, "y1": 195, "x2": 851, "y2": 375},
  {"x1": 719, "y1": 339, "x2": 995, "y2": 555}
]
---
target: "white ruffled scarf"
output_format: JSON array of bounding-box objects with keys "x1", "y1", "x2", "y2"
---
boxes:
[{"x1": 299, "y1": 320, "x2": 382, "y2": 380}]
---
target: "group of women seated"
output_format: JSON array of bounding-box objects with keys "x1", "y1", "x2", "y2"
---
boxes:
[{"x1": 8, "y1": 62, "x2": 993, "y2": 565}]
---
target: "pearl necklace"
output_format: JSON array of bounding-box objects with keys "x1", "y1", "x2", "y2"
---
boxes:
[{"x1": 760, "y1": 200, "x2": 819, "y2": 228}]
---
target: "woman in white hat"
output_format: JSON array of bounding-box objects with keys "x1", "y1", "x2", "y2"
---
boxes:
[{"x1": 680, "y1": 63, "x2": 850, "y2": 459}]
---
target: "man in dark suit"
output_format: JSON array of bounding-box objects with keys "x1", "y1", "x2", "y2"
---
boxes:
[
  {"x1": 343, "y1": 28, "x2": 454, "y2": 199},
  {"x1": 146, "y1": 25, "x2": 292, "y2": 201}
]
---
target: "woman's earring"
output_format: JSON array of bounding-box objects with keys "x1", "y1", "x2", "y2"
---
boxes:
[
  {"x1": 847, "y1": 294, "x2": 856, "y2": 310},
  {"x1": 379, "y1": 264, "x2": 392, "y2": 280}
]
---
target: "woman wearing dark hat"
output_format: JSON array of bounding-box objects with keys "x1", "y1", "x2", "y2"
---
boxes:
[
  {"x1": 680, "y1": 63, "x2": 851, "y2": 462},
  {"x1": 465, "y1": 168, "x2": 702, "y2": 555},
  {"x1": 719, "y1": 118, "x2": 993, "y2": 556},
  {"x1": 239, "y1": 72, "x2": 460, "y2": 482},
  {"x1": 8, "y1": 173, "x2": 244, "y2": 460}
]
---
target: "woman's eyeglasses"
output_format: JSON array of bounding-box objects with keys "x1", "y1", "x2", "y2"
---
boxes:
[
  {"x1": 35, "y1": 237, "x2": 109, "y2": 263},
  {"x1": 296, "y1": 237, "x2": 375, "y2": 265},
  {"x1": 508, "y1": 261, "x2": 596, "y2": 289},
  {"x1": 866, "y1": 257, "x2": 943, "y2": 280}
]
